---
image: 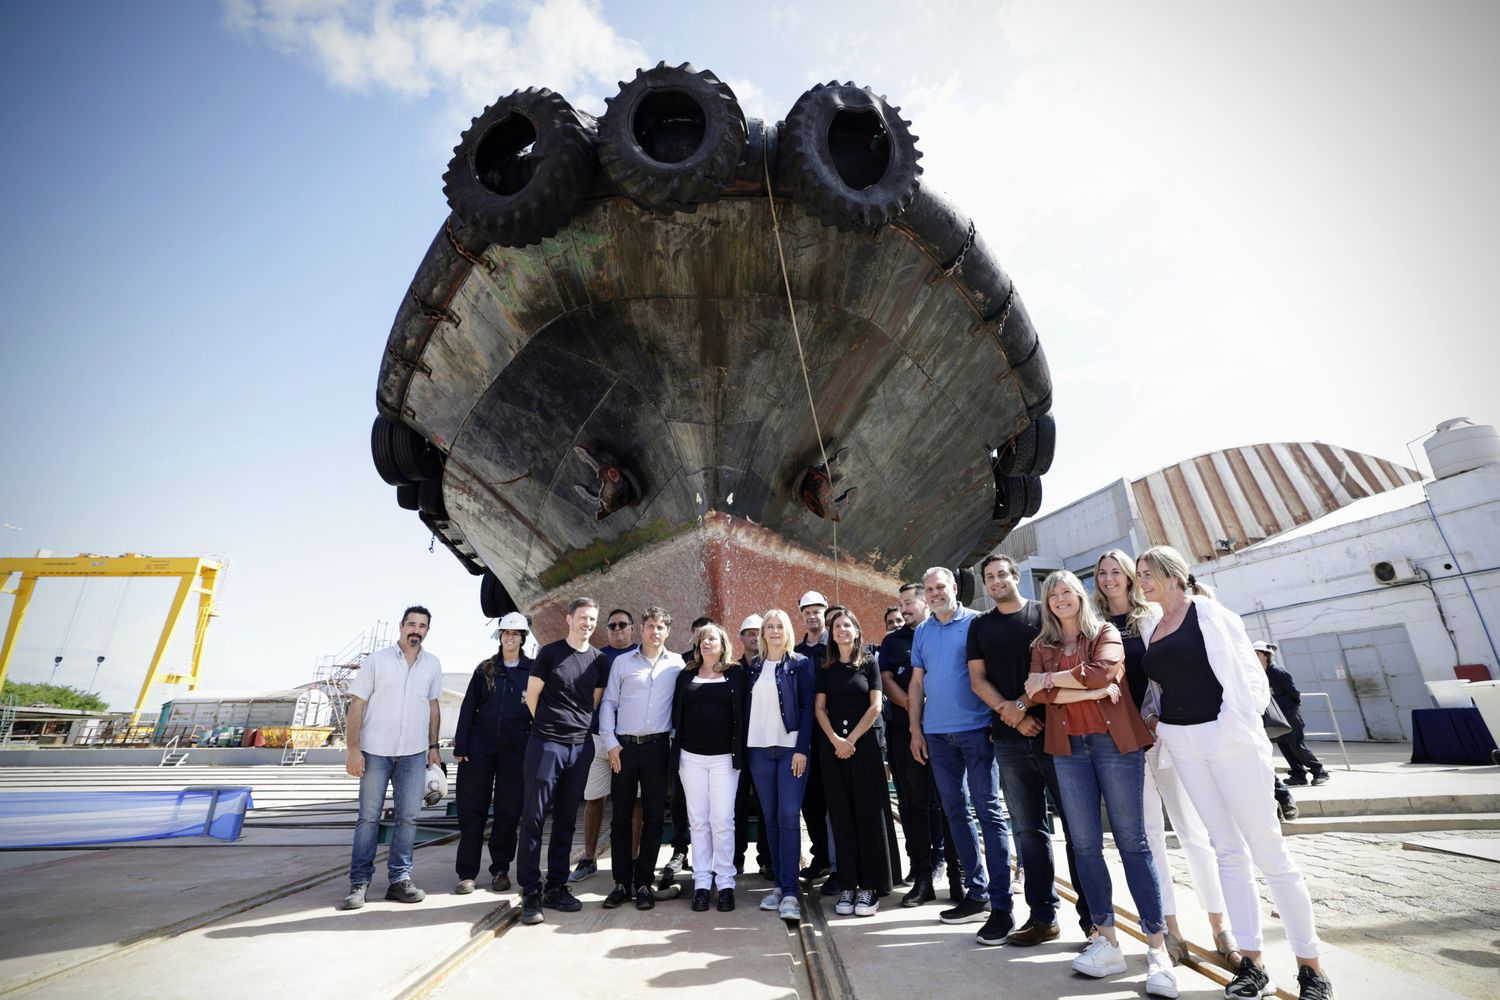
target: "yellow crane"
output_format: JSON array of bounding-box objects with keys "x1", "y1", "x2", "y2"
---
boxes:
[{"x1": 0, "y1": 554, "x2": 223, "y2": 724}]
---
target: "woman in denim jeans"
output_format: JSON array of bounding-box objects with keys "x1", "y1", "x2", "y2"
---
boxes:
[
  {"x1": 1025, "y1": 570, "x2": 1177, "y2": 998},
  {"x1": 744, "y1": 608, "x2": 815, "y2": 923}
]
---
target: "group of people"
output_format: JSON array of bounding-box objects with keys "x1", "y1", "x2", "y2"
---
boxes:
[{"x1": 338, "y1": 543, "x2": 1335, "y2": 1000}]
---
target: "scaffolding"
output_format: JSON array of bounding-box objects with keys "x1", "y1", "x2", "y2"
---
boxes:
[{"x1": 312, "y1": 622, "x2": 393, "y2": 743}]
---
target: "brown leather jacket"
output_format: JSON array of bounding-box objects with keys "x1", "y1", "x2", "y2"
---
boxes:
[{"x1": 1029, "y1": 621, "x2": 1153, "y2": 757}]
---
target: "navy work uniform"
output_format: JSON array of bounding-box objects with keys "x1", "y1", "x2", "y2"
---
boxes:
[{"x1": 454, "y1": 653, "x2": 533, "y2": 883}]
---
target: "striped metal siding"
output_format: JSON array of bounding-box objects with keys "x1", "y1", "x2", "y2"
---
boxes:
[{"x1": 1130, "y1": 443, "x2": 1421, "y2": 563}]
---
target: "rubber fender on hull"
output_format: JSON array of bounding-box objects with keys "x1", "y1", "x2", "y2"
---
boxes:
[
  {"x1": 442, "y1": 87, "x2": 597, "y2": 248},
  {"x1": 371, "y1": 416, "x2": 405, "y2": 486},
  {"x1": 480, "y1": 571, "x2": 521, "y2": 620},
  {"x1": 779, "y1": 81, "x2": 922, "y2": 231},
  {"x1": 997, "y1": 414, "x2": 1056, "y2": 478},
  {"x1": 598, "y1": 62, "x2": 747, "y2": 215},
  {"x1": 993, "y1": 474, "x2": 1043, "y2": 521}
]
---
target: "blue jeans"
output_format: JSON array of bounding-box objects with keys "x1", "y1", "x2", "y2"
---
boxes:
[
  {"x1": 1052, "y1": 733, "x2": 1164, "y2": 934},
  {"x1": 349, "y1": 751, "x2": 426, "y2": 887},
  {"x1": 747, "y1": 745, "x2": 809, "y2": 896},
  {"x1": 927, "y1": 727, "x2": 1011, "y2": 909}
]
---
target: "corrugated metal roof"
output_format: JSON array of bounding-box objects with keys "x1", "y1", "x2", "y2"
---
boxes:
[{"x1": 1130, "y1": 443, "x2": 1421, "y2": 563}]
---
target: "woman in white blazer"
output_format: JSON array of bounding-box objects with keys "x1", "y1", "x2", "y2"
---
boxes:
[{"x1": 1136, "y1": 545, "x2": 1333, "y2": 1000}]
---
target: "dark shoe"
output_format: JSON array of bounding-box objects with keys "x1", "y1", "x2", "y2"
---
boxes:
[
  {"x1": 800, "y1": 860, "x2": 831, "y2": 881},
  {"x1": 1279, "y1": 800, "x2": 1300, "y2": 821},
  {"x1": 1311, "y1": 772, "x2": 1332, "y2": 786},
  {"x1": 1284, "y1": 773, "x2": 1309, "y2": 786},
  {"x1": 757, "y1": 863, "x2": 775, "y2": 881},
  {"x1": 834, "y1": 889, "x2": 856, "y2": 916},
  {"x1": 717, "y1": 888, "x2": 735, "y2": 912},
  {"x1": 1225, "y1": 956, "x2": 1276, "y2": 998},
  {"x1": 340, "y1": 884, "x2": 368, "y2": 910},
  {"x1": 975, "y1": 910, "x2": 1014, "y2": 945},
  {"x1": 1006, "y1": 918, "x2": 1059, "y2": 946},
  {"x1": 541, "y1": 884, "x2": 582, "y2": 912},
  {"x1": 1296, "y1": 964, "x2": 1334, "y2": 1000},
  {"x1": 692, "y1": 888, "x2": 712, "y2": 911},
  {"x1": 567, "y1": 857, "x2": 598, "y2": 883},
  {"x1": 385, "y1": 880, "x2": 425, "y2": 903},
  {"x1": 819, "y1": 876, "x2": 841, "y2": 896},
  {"x1": 521, "y1": 891, "x2": 544, "y2": 925},
  {"x1": 635, "y1": 885, "x2": 655, "y2": 910},
  {"x1": 603, "y1": 883, "x2": 631, "y2": 909},
  {"x1": 947, "y1": 880, "x2": 965, "y2": 903},
  {"x1": 853, "y1": 889, "x2": 878, "y2": 917},
  {"x1": 491, "y1": 872, "x2": 511, "y2": 892},
  {"x1": 901, "y1": 877, "x2": 935, "y2": 908},
  {"x1": 939, "y1": 897, "x2": 990, "y2": 924},
  {"x1": 455, "y1": 879, "x2": 476, "y2": 894}
]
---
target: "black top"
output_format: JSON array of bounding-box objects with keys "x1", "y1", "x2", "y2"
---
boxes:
[
  {"x1": 454, "y1": 656, "x2": 533, "y2": 757},
  {"x1": 1267, "y1": 663, "x2": 1302, "y2": 717},
  {"x1": 877, "y1": 625, "x2": 916, "y2": 729},
  {"x1": 815, "y1": 658, "x2": 882, "y2": 739},
  {"x1": 1142, "y1": 605, "x2": 1223, "y2": 726},
  {"x1": 531, "y1": 639, "x2": 611, "y2": 744},
  {"x1": 1111, "y1": 612, "x2": 1150, "y2": 712},
  {"x1": 678, "y1": 677, "x2": 736, "y2": 756},
  {"x1": 795, "y1": 637, "x2": 829, "y2": 670},
  {"x1": 672, "y1": 665, "x2": 749, "y2": 769},
  {"x1": 965, "y1": 602, "x2": 1043, "y2": 741}
]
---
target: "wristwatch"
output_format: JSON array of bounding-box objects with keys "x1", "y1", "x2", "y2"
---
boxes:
[
  {"x1": 428, "y1": 743, "x2": 439, "y2": 749},
  {"x1": 1014, "y1": 697, "x2": 1026, "y2": 713}
]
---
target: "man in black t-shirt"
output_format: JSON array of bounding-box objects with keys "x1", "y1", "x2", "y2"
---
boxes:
[
  {"x1": 965, "y1": 554, "x2": 1090, "y2": 945},
  {"x1": 517, "y1": 598, "x2": 611, "y2": 926}
]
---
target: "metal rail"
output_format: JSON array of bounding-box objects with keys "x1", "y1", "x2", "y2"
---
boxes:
[{"x1": 1299, "y1": 692, "x2": 1353, "y2": 771}]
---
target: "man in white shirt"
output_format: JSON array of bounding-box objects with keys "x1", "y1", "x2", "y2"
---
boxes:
[{"x1": 341, "y1": 606, "x2": 443, "y2": 910}]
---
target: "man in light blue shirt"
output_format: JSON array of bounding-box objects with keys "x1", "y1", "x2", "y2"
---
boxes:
[
  {"x1": 598, "y1": 606, "x2": 684, "y2": 909},
  {"x1": 908, "y1": 567, "x2": 1013, "y2": 945}
]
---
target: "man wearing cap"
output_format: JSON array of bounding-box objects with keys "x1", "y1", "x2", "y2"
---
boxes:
[
  {"x1": 571, "y1": 609, "x2": 639, "y2": 885},
  {"x1": 599, "y1": 607, "x2": 684, "y2": 910},
  {"x1": 452, "y1": 612, "x2": 535, "y2": 894},
  {"x1": 341, "y1": 606, "x2": 444, "y2": 910},
  {"x1": 1257, "y1": 641, "x2": 1331, "y2": 788},
  {"x1": 518, "y1": 598, "x2": 612, "y2": 925},
  {"x1": 794, "y1": 590, "x2": 834, "y2": 881},
  {"x1": 735, "y1": 615, "x2": 770, "y2": 877}
]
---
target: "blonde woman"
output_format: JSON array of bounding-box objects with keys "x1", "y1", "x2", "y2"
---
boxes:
[
  {"x1": 1136, "y1": 545, "x2": 1332, "y2": 1000},
  {"x1": 1094, "y1": 549, "x2": 1232, "y2": 965},
  {"x1": 1024, "y1": 570, "x2": 1175, "y2": 998},
  {"x1": 745, "y1": 608, "x2": 815, "y2": 923},
  {"x1": 672, "y1": 622, "x2": 749, "y2": 913}
]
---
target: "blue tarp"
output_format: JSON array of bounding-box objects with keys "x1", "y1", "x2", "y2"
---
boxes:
[{"x1": 0, "y1": 787, "x2": 254, "y2": 848}]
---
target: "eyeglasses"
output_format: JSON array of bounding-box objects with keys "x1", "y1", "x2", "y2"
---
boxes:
[{"x1": 606, "y1": 622, "x2": 632, "y2": 631}]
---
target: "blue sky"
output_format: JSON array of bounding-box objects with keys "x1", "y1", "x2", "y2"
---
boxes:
[{"x1": 2, "y1": 0, "x2": 1497, "y2": 711}]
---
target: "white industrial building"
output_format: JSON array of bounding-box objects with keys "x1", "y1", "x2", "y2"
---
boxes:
[{"x1": 995, "y1": 419, "x2": 1499, "y2": 742}]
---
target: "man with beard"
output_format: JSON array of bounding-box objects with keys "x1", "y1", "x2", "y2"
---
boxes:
[{"x1": 341, "y1": 606, "x2": 444, "y2": 910}]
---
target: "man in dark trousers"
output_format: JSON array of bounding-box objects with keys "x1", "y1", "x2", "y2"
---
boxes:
[
  {"x1": 517, "y1": 598, "x2": 611, "y2": 925},
  {"x1": 1256, "y1": 641, "x2": 1331, "y2": 786},
  {"x1": 965, "y1": 555, "x2": 1091, "y2": 946},
  {"x1": 794, "y1": 590, "x2": 833, "y2": 883}
]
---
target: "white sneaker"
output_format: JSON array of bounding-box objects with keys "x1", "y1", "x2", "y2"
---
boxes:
[
  {"x1": 759, "y1": 888, "x2": 784, "y2": 911},
  {"x1": 1146, "y1": 948, "x2": 1180, "y2": 998},
  {"x1": 779, "y1": 894, "x2": 802, "y2": 923},
  {"x1": 1072, "y1": 936, "x2": 1127, "y2": 978}
]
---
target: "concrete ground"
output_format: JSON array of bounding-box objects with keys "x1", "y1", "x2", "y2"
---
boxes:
[{"x1": 0, "y1": 745, "x2": 1495, "y2": 999}]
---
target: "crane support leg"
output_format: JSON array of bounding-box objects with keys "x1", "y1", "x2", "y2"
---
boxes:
[
  {"x1": 130, "y1": 575, "x2": 195, "y2": 724},
  {"x1": 0, "y1": 573, "x2": 39, "y2": 691}
]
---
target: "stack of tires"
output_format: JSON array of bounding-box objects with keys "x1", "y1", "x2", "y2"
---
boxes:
[
  {"x1": 991, "y1": 414, "x2": 1055, "y2": 522},
  {"x1": 371, "y1": 415, "x2": 481, "y2": 573}
]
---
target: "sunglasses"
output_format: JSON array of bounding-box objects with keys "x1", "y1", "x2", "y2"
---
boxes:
[{"x1": 606, "y1": 622, "x2": 632, "y2": 631}]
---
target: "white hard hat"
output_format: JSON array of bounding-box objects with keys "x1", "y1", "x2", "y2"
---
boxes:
[
  {"x1": 739, "y1": 614, "x2": 763, "y2": 633},
  {"x1": 493, "y1": 611, "x2": 531, "y2": 639},
  {"x1": 423, "y1": 762, "x2": 449, "y2": 807},
  {"x1": 1251, "y1": 640, "x2": 1275, "y2": 654},
  {"x1": 798, "y1": 591, "x2": 829, "y2": 609}
]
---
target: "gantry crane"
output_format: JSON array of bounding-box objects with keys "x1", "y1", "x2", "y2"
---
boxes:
[{"x1": 0, "y1": 554, "x2": 223, "y2": 724}]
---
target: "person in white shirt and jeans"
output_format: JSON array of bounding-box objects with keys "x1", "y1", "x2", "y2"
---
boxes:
[{"x1": 341, "y1": 606, "x2": 443, "y2": 910}]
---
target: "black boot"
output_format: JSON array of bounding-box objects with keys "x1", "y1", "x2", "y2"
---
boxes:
[{"x1": 901, "y1": 874, "x2": 935, "y2": 908}]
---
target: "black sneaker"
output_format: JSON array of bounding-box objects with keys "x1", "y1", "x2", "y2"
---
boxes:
[
  {"x1": 717, "y1": 888, "x2": 735, "y2": 912},
  {"x1": 948, "y1": 880, "x2": 966, "y2": 903},
  {"x1": 602, "y1": 883, "x2": 631, "y2": 909},
  {"x1": 900, "y1": 877, "x2": 935, "y2": 907},
  {"x1": 975, "y1": 910, "x2": 1014, "y2": 945},
  {"x1": 491, "y1": 872, "x2": 511, "y2": 892},
  {"x1": 800, "y1": 860, "x2": 831, "y2": 881},
  {"x1": 1284, "y1": 774, "x2": 1309, "y2": 786},
  {"x1": 819, "y1": 876, "x2": 841, "y2": 896},
  {"x1": 939, "y1": 897, "x2": 990, "y2": 924},
  {"x1": 521, "y1": 891, "x2": 544, "y2": 925},
  {"x1": 692, "y1": 888, "x2": 712, "y2": 912},
  {"x1": 1311, "y1": 772, "x2": 1332, "y2": 786},
  {"x1": 541, "y1": 884, "x2": 582, "y2": 912},
  {"x1": 1225, "y1": 956, "x2": 1276, "y2": 998},
  {"x1": 385, "y1": 880, "x2": 425, "y2": 903},
  {"x1": 635, "y1": 885, "x2": 655, "y2": 910},
  {"x1": 1296, "y1": 964, "x2": 1334, "y2": 1000},
  {"x1": 666, "y1": 850, "x2": 690, "y2": 874},
  {"x1": 1280, "y1": 801, "x2": 1300, "y2": 821},
  {"x1": 340, "y1": 883, "x2": 368, "y2": 910},
  {"x1": 567, "y1": 857, "x2": 598, "y2": 883}
]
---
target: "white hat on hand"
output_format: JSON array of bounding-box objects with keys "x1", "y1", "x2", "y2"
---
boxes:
[{"x1": 798, "y1": 591, "x2": 829, "y2": 609}]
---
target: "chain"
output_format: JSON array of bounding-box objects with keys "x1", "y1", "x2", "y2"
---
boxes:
[
  {"x1": 445, "y1": 217, "x2": 493, "y2": 272},
  {"x1": 409, "y1": 291, "x2": 461, "y2": 327},
  {"x1": 942, "y1": 219, "x2": 976, "y2": 276}
]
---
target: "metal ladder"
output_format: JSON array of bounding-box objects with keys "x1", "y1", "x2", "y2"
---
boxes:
[
  {"x1": 0, "y1": 696, "x2": 16, "y2": 746},
  {"x1": 313, "y1": 621, "x2": 392, "y2": 744},
  {"x1": 279, "y1": 744, "x2": 308, "y2": 766},
  {"x1": 159, "y1": 734, "x2": 190, "y2": 766}
]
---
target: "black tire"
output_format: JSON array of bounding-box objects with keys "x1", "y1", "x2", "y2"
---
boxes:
[
  {"x1": 780, "y1": 81, "x2": 922, "y2": 231},
  {"x1": 371, "y1": 416, "x2": 405, "y2": 486},
  {"x1": 418, "y1": 479, "x2": 448, "y2": 520},
  {"x1": 996, "y1": 475, "x2": 1043, "y2": 520},
  {"x1": 955, "y1": 565, "x2": 978, "y2": 605},
  {"x1": 997, "y1": 414, "x2": 1056, "y2": 477},
  {"x1": 598, "y1": 62, "x2": 747, "y2": 215},
  {"x1": 392, "y1": 424, "x2": 443, "y2": 482},
  {"x1": 442, "y1": 88, "x2": 597, "y2": 248},
  {"x1": 480, "y1": 571, "x2": 519, "y2": 619},
  {"x1": 395, "y1": 482, "x2": 419, "y2": 511}
]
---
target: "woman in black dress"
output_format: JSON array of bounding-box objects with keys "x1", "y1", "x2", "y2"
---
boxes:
[{"x1": 814, "y1": 608, "x2": 892, "y2": 917}]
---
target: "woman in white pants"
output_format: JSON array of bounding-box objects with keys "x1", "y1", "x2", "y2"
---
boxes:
[
  {"x1": 1094, "y1": 549, "x2": 1233, "y2": 964},
  {"x1": 1136, "y1": 546, "x2": 1333, "y2": 1000},
  {"x1": 672, "y1": 622, "x2": 749, "y2": 913}
]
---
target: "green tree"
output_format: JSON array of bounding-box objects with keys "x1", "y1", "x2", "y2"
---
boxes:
[{"x1": 1, "y1": 681, "x2": 108, "y2": 712}]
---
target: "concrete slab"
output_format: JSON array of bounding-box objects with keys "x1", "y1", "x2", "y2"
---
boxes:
[{"x1": 1403, "y1": 836, "x2": 1500, "y2": 863}]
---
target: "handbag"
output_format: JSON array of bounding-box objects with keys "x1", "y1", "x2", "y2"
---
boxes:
[{"x1": 1262, "y1": 698, "x2": 1293, "y2": 740}]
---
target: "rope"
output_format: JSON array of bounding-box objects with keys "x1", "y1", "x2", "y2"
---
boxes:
[{"x1": 763, "y1": 131, "x2": 841, "y2": 604}]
